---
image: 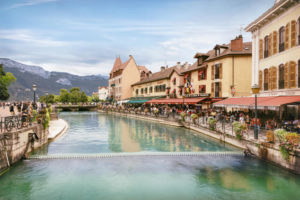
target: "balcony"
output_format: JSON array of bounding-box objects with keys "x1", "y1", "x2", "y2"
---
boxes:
[
  {"x1": 264, "y1": 83, "x2": 268, "y2": 91},
  {"x1": 279, "y1": 80, "x2": 284, "y2": 89},
  {"x1": 264, "y1": 50, "x2": 268, "y2": 58},
  {"x1": 279, "y1": 43, "x2": 285, "y2": 52}
]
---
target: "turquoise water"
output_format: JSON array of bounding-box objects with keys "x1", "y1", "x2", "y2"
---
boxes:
[{"x1": 0, "y1": 112, "x2": 300, "y2": 200}]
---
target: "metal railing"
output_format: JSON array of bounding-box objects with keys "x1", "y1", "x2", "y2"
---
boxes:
[{"x1": 0, "y1": 115, "x2": 33, "y2": 133}]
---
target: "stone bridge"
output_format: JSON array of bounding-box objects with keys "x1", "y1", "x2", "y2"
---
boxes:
[{"x1": 54, "y1": 105, "x2": 98, "y2": 112}]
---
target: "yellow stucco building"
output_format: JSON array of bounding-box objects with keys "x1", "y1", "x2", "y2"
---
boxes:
[
  {"x1": 183, "y1": 36, "x2": 252, "y2": 98},
  {"x1": 108, "y1": 55, "x2": 149, "y2": 101},
  {"x1": 245, "y1": 0, "x2": 300, "y2": 96}
]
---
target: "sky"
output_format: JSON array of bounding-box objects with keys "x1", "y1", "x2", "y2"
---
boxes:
[{"x1": 0, "y1": 0, "x2": 275, "y2": 76}]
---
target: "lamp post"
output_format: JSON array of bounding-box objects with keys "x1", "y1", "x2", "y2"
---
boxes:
[
  {"x1": 251, "y1": 84, "x2": 260, "y2": 139},
  {"x1": 45, "y1": 91, "x2": 49, "y2": 106},
  {"x1": 32, "y1": 84, "x2": 37, "y2": 104}
]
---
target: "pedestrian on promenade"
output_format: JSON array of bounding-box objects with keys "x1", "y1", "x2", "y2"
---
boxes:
[
  {"x1": 251, "y1": 117, "x2": 261, "y2": 134},
  {"x1": 9, "y1": 103, "x2": 15, "y2": 115}
]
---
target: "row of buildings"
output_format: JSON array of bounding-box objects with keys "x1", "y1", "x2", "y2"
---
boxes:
[{"x1": 108, "y1": 0, "x2": 300, "y2": 118}]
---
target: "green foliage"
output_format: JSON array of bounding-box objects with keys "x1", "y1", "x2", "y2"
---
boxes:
[
  {"x1": 32, "y1": 110, "x2": 38, "y2": 122},
  {"x1": 233, "y1": 121, "x2": 246, "y2": 140},
  {"x1": 59, "y1": 89, "x2": 70, "y2": 103},
  {"x1": 43, "y1": 108, "x2": 50, "y2": 129},
  {"x1": 91, "y1": 94, "x2": 100, "y2": 102},
  {"x1": 208, "y1": 117, "x2": 217, "y2": 130},
  {"x1": 276, "y1": 130, "x2": 300, "y2": 161},
  {"x1": 0, "y1": 64, "x2": 16, "y2": 100},
  {"x1": 191, "y1": 113, "x2": 198, "y2": 120},
  {"x1": 274, "y1": 129, "x2": 287, "y2": 142},
  {"x1": 80, "y1": 91, "x2": 88, "y2": 102}
]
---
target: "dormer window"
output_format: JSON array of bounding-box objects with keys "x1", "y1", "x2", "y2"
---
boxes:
[{"x1": 215, "y1": 48, "x2": 220, "y2": 56}]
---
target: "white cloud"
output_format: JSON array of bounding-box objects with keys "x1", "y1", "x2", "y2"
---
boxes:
[{"x1": 9, "y1": 0, "x2": 59, "y2": 9}]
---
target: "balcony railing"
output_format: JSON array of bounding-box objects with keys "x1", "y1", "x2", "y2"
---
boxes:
[
  {"x1": 264, "y1": 83, "x2": 268, "y2": 91},
  {"x1": 279, "y1": 43, "x2": 285, "y2": 52},
  {"x1": 279, "y1": 80, "x2": 284, "y2": 89},
  {"x1": 264, "y1": 50, "x2": 269, "y2": 58}
]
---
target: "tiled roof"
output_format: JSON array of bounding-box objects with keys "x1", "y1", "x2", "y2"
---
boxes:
[
  {"x1": 132, "y1": 65, "x2": 186, "y2": 86},
  {"x1": 205, "y1": 42, "x2": 252, "y2": 62},
  {"x1": 98, "y1": 86, "x2": 108, "y2": 90},
  {"x1": 110, "y1": 57, "x2": 122, "y2": 74},
  {"x1": 138, "y1": 65, "x2": 150, "y2": 73}
]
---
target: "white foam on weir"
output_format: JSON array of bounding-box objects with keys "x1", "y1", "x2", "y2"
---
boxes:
[{"x1": 28, "y1": 151, "x2": 244, "y2": 160}]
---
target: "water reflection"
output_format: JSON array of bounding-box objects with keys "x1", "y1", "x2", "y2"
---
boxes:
[{"x1": 106, "y1": 114, "x2": 235, "y2": 152}]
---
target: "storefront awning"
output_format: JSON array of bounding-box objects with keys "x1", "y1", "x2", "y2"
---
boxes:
[
  {"x1": 146, "y1": 97, "x2": 207, "y2": 105},
  {"x1": 127, "y1": 99, "x2": 151, "y2": 104},
  {"x1": 213, "y1": 96, "x2": 300, "y2": 110}
]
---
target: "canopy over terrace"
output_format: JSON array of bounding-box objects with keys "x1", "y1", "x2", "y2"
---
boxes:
[
  {"x1": 213, "y1": 96, "x2": 300, "y2": 110},
  {"x1": 146, "y1": 97, "x2": 208, "y2": 105}
]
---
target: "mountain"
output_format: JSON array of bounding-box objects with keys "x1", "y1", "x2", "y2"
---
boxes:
[{"x1": 0, "y1": 58, "x2": 108, "y2": 101}]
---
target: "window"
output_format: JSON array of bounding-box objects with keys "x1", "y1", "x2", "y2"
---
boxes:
[
  {"x1": 298, "y1": 17, "x2": 300, "y2": 45},
  {"x1": 141, "y1": 88, "x2": 143, "y2": 94},
  {"x1": 291, "y1": 20, "x2": 296, "y2": 47},
  {"x1": 214, "y1": 82, "x2": 221, "y2": 98},
  {"x1": 136, "y1": 89, "x2": 139, "y2": 95},
  {"x1": 144, "y1": 87, "x2": 148, "y2": 94},
  {"x1": 264, "y1": 36, "x2": 269, "y2": 58},
  {"x1": 199, "y1": 85, "x2": 206, "y2": 93},
  {"x1": 279, "y1": 26, "x2": 285, "y2": 52},
  {"x1": 119, "y1": 78, "x2": 121, "y2": 84},
  {"x1": 264, "y1": 68, "x2": 269, "y2": 91},
  {"x1": 214, "y1": 64, "x2": 222, "y2": 79},
  {"x1": 150, "y1": 86, "x2": 153, "y2": 93},
  {"x1": 173, "y1": 78, "x2": 176, "y2": 85},
  {"x1": 162, "y1": 84, "x2": 166, "y2": 91},
  {"x1": 198, "y1": 69, "x2": 206, "y2": 80},
  {"x1": 298, "y1": 60, "x2": 300, "y2": 87},
  {"x1": 215, "y1": 48, "x2": 220, "y2": 56},
  {"x1": 279, "y1": 64, "x2": 285, "y2": 89}
]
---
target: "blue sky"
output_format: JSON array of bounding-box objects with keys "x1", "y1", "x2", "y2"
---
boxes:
[{"x1": 0, "y1": 0, "x2": 274, "y2": 76}]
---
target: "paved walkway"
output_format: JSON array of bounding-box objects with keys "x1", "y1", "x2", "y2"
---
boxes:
[{"x1": 48, "y1": 119, "x2": 68, "y2": 140}]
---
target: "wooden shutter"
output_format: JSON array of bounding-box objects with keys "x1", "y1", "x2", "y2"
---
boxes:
[
  {"x1": 270, "y1": 67, "x2": 277, "y2": 90},
  {"x1": 268, "y1": 68, "x2": 272, "y2": 90},
  {"x1": 273, "y1": 31, "x2": 277, "y2": 54},
  {"x1": 259, "y1": 70, "x2": 263, "y2": 89},
  {"x1": 284, "y1": 62, "x2": 289, "y2": 89},
  {"x1": 219, "y1": 63, "x2": 222, "y2": 79},
  {"x1": 211, "y1": 65, "x2": 214, "y2": 80},
  {"x1": 291, "y1": 20, "x2": 296, "y2": 48},
  {"x1": 259, "y1": 39, "x2": 263, "y2": 59},
  {"x1": 268, "y1": 33, "x2": 272, "y2": 56},
  {"x1": 264, "y1": 69, "x2": 269, "y2": 90},
  {"x1": 285, "y1": 22, "x2": 290, "y2": 50},
  {"x1": 289, "y1": 61, "x2": 296, "y2": 88},
  {"x1": 219, "y1": 82, "x2": 222, "y2": 97},
  {"x1": 211, "y1": 83, "x2": 214, "y2": 97}
]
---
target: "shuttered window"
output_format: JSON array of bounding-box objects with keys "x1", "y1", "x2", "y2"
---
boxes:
[
  {"x1": 264, "y1": 36, "x2": 269, "y2": 58},
  {"x1": 269, "y1": 67, "x2": 277, "y2": 90},
  {"x1": 278, "y1": 64, "x2": 285, "y2": 89},
  {"x1": 291, "y1": 20, "x2": 296, "y2": 47},
  {"x1": 259, "y1": 70, "x2": 263, "y2": 89},
  {"x1": 279, "y1": 26, "x2": 285, "y2": 52},
  {"x1": 284, "y1": 62, "x2": 289, "y2": 89},
  {"x1": 285, "y1": 22, "x2": 290, "y2": 50},
  {"x1": 273, "y1": 31, "x2": 277, "y2": 54},
  {"x1": 219, "y1": 63, "x2": 222, "y2": 79},
  {"x1": 219, "y1": 82, "x2": 222, "y2": 97},
  {"x1": 264, "y1": 69, "x2": 269, "y2": 91},
  {"x1": 211, "y1": 83, "x2": 214, "y2": 97},
  {"x1": 259, "y1": 39, "x2": 263, "y2": 59},
  {"x1": 211, "y1": 65, "x2": 214, "y2": 80},
  {"x1": 268, "y1": 33, "x2": 272, "y2": 56},
  {"x1": 289, "y1": 61, "x2": 296, "y2": 88}
]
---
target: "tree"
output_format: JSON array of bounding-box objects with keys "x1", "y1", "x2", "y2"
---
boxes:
[
  {"x1": 91, "y1": 94, "x2": 100, "y2": 102},
  {"x1": 47, "y1": 94, "x2": 55, "y2": 104},
  {"x1": 0, "y1": 64, "x2": 16, "y2": 100},
  {"x1": 80, "y1": 91, "x2": 88, "y2": 102},
  {"x1": 70, "y1": 87, "x2": 81, "y2": 103},
  {"x1": 59, "y1": 89, "x2": 70, "y2": 103}
]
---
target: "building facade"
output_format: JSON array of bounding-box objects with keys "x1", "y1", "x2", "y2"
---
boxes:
[
  {"x1": 131, "y1": 62, "x2": 189, "y2": 99},
  {"x1": 108, "y1": 55, "x2": 149, "y2": 101},
  {"x1": 98, "y1": 86, "x2": 108, "y2": 101},
  {"x1": 183, "y1": 36, "x2": 252, "y2": 99},
  {"x1": 245, "y1": 0, "x2": 300, "y2": 96}
]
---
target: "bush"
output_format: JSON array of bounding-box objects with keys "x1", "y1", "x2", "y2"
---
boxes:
[
  {"x1": 274, "y1": 129, "x2": 287, "y2": 142},
  {"x1": 233, "y1": 121, "x2": 246, "y2": 140},
  {"x1": 278, "y1": 132, "x2": 300, "y2": 161},
  {"x1": 208, "y1": 117, "x2": 217, "y2": 130},
  {"x1": 180, "y1": 112, "x2": 186, "y2": 122},
  {"x1": 42, "y1": 108, "x2": 50, "y2": 129}
]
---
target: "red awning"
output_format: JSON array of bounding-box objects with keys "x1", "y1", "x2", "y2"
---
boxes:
[
  {"x1": 213, "y1": 96, "x2": 300, "y2": 110},
  {"x1": 146, "y1": 97, "x2": 207, "y2": 105}
]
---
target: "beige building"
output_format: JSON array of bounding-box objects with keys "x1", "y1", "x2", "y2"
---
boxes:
[
  {"x1": 108, "y1": 55, "x2": 149, "y2": 101},
  {"x1": 131, "y1": 62, "x2": 190, "y2": 99},
  {"x1": 183, "y1": 36, "x2": 252, "y2": 98},
  {"x1": 245, "y1": 0, "x2": 300, "y2": 96}
]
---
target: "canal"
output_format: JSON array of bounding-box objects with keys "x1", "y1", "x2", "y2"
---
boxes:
[{"x1": 0, "y1": 112, "x2": 300, "y2": 200}]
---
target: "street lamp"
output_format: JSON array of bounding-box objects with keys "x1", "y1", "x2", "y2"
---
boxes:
[
  {"x1": 251, "y1": 84, "x2": 260, "y2": 139},
  {"x1": 32, "y1": 84, "x2": 37, "y2": 104}
]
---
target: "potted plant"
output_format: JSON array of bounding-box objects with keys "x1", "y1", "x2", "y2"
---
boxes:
[
  {"x1": 275, "y1": 130, "x2": 300, "y2": 161},
  {"x1": 180, "y1": 111, "x2": 186, "y2": 122},
  {"x1": 191, "y1": 113, "x2": 198, "y2": 124},
  {"x1": 208, "y1": 117, "x2": 217, "y2": 130},
  {"x1": 232, "y1": 121, "x2": 246, "y2": 140}
]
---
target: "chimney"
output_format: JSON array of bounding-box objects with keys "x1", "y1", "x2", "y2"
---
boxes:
[
  {"x1": 161, "y1": 66, "x2": 165, "y2": 71},
  {"x1": 231, "y1": 35, "x2": 243, "y2": 51},
  {"x1": 183, "y1": 62, "x2": 189, "y2": 69},
  {"x1": 176, "y1": 62, "x2": 181, "y2": 69}
]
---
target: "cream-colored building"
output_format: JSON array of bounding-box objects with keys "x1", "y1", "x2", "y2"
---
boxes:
[
  {"x1": 183, "y1": 36, "x2": 252, "y2": 98},
  {"x1": 131, "y1": 62, "x2": 190, "y2": 99},
  {"x1": 98, "y1": 86, "x2": 108, "y2": 101},
  {"x1": 245, "y1": 0, "x2": 300, "y2": 96},
  {"x1": 108, "y1": 55, "x2": 149, "y2": 101}
]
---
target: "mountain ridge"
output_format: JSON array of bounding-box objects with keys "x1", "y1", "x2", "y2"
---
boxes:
[{"x1": 0, "y1": 58, "x2": 108, "y2": 101}]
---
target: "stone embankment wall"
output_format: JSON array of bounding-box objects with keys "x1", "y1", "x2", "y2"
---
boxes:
[
  {"x1": 103, "y1": 110, "x2": 300, "y2": 175},
  {"x1": 0, "y1": 124, "x2": 48, "y2": 174}
]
